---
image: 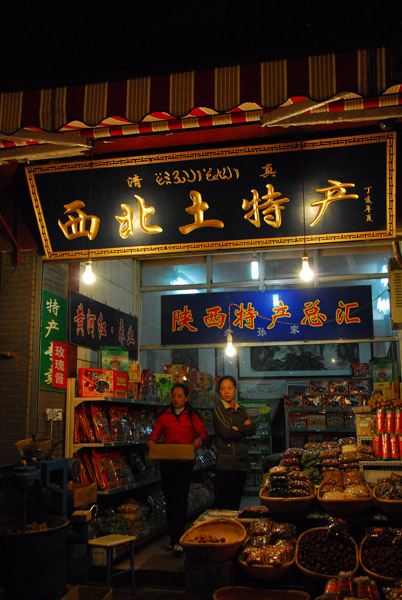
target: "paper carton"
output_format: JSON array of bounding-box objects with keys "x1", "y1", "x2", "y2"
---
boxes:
[
  {"x1": 148, "y1": 443, "x2": 195, "y2": 460},
  {"x1": 100, "y1": 346, "x2": 129, "y2": 371},
  {"x1": 68, "y1": 482, "x2": 97, "y2": 507},
  {"x1": 78, "y1": 368, "x2": 128, "y2": 398}
]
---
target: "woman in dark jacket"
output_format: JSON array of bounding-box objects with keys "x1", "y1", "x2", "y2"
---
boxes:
[
  {"x1": 147, "y1": 382, "x2": 208, "y2": 555},
  {"x1": 213, "y1": 375, "x2": 256, "y2": 510}
]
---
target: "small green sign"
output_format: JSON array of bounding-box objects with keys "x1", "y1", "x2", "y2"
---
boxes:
[{"x1": 39, "y1": 290, "x2": 67, "y2": 390}]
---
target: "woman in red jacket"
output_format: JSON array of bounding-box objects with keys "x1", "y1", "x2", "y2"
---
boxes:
[{"x1": 147, "y1": 383, "x2": 208, "y2": 555}]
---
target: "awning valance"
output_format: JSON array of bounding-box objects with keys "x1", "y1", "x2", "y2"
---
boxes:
[{"x1": 1, "y1": 45, "x2": 401, "y2": 137}]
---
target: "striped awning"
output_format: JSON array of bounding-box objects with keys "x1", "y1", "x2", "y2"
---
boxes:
[
  {"x1": 0, "y1": 45, "x2": 401, "y2": 165},
  {"x1": 1, "y1": 46, "x2": 401, "y2": 134}
]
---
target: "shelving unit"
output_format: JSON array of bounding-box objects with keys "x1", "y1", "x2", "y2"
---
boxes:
[
  {"x1": 65, "y1": 377, "x2": 215, "y2": 543},
  {"x1": 241, "y1": 401, "x2": 272, "y2": 495},
  {"x1": 285, "y1": 407, "x2": 356, "y2": 448}
]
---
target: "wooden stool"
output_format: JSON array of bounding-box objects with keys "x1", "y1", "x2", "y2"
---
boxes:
[{"x1": 88, "y1": 534, "x2": 135, "y2": 594}]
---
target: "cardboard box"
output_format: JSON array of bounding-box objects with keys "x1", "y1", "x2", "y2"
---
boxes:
[
  {"x1": 148, "y1": 443, "x2": 195, "y2": 460},
  {"x1": 68, "y1": 482, "x2": 97, "y2": 507},
  {"x1": 128, "y1": 363, "x2": 141, "y2": 382},
  {"x1": 61, "y1": 585, "x2": 112, "y2": 600},
  {"x1": 306, "y1": 413, "x2": 326, "y2": 429},
  {"x1": 78, "y1": 368, "x2": 128, "y2": 398},
  {"x1": 100, "y1": 346, "x2": 129, "y2": 371}
]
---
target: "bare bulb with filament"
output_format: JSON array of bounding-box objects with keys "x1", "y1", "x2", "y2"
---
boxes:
[
  {"x1": 82, "y1": 260, "x2": 95, "y2": 285},
  {"x1": 225, "y1": 332, "x2": 236, "y2": 357},
  {"x1": 300, "y1": 253, "x2": 314, "y2": 282}
]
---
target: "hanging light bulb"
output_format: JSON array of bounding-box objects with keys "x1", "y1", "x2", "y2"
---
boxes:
[
  {"x1": 251, "y1": 252, "x2": 259, "y2": 280},
  {"x1": 225, "y1": 332, "x2": 236, "y2": 357},
  {"x1": 82, "y1": 260, "x2": 95, "y2": 285},
  {"x1": 300, "y1": 252, "x2": 314, "y2": 282}
]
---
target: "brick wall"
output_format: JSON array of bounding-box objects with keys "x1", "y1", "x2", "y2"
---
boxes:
[{"x1": 0, "y1": 250, "x2": 38, "y2": 465}]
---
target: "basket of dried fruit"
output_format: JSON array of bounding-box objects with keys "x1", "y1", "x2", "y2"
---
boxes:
[
  {"x1": 213, "y1": 587, "x2": 310, "y2": 600},
  {"x1": 295, "y1": 527, "x2": 358, "y2": 581},
  {"x1": 317, "y1": 481, "x2": 372, "y2": 517},
  {"x1": 259, "y1": 489, "x2": 315, "y2": 515},
  {"x1": 359, "y1": 529, "x2": 402, "y2": 585},
  {"x1": 259, "y1": 468, "x2": 315, "y2": 515},
  {"x1": 373, "y1": 490, "x2": 402, "y2": 517},
  {"x1": 238, "y1": 519, "x2": 296, "y2": 581},
  {"x1": 373, "y1": 474, "x2": 402, "y2": 517},
  {"x1": 180, "y1": 518, "x2": 247, "y2": 562}
]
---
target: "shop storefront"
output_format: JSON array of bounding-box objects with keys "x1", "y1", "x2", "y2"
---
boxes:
[{"x1": 0, "y1": 40, "x2": 402, "y2": 599}]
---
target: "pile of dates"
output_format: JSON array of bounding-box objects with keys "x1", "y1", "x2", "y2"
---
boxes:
[
  {"x1": 362, "y1": 528, "x2": 402, "y2": 579},
  {"x1": 297, "y1": 527, "x2": 357, "y2": 575}
]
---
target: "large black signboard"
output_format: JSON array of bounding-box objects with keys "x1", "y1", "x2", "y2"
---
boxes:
[{"x1": 26, "y1": 133, "x2": 396, "y2": 260}]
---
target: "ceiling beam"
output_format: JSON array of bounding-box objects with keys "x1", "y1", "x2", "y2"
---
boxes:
[
  {"x1": 0, "y1": 144, "x2": 88, "y2": 164},
  {"x1": 260, "y1": 92, "x2": 358, "y2": 126},
  {"x1": 262, "y1": 105, "x2": 402, "y2": 128},
  {"x1": 1, "y1": 129, "x2": 92, "y2": 148}
]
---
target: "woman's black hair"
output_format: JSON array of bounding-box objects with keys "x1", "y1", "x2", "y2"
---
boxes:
[
  {"x1": 171, "y1": 382, "x2": 190, "y2": 397},
  {"x1": 217, "y1": 375, "x2": 237, "y2": 391}
]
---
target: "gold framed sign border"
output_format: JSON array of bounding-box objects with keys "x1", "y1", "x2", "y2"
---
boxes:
[{"x1": 26, "y1": 132, "x2": 396, "y2": 261}]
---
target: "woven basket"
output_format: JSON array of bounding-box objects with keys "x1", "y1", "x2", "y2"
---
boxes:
[
  {"x1": 15, "y1": 436, "x2": 53, "y2": 461},
  {"x1": 316, "y1": 482, "x2": 372, "y2": 517},
  {"x1": 238, "y1": 554, "x2": 294, "y2": 581},
  {"x1": 295, "y1": 527, "x2": 358, "y2": 581},
  {"x1": 359, "y1": 535, "x2": 398, "y2": 585},
  {"x1": 180, "y1": 518, "x2": 247, "y2": 563},
  {"x1": 259, "y1": 487, "x2": 315, "y2": 515},
  {"x1": 373, "y1": 488, "x2": 402, "y2": 517},
  {"x1": 213, "y1": 587, "x2": 310, "y2": 600}
]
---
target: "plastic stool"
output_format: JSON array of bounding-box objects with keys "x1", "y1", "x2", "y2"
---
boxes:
[{"x1": 88, "y1": 534, "x2": 135, "y2": 594}]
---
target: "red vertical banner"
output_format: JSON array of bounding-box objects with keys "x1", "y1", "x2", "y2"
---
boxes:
[{"x1": 52, "y1": 341, "x2": 68, "y2": 389}]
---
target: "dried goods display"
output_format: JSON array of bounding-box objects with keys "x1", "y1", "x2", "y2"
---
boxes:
[
  {"x1": 180, "y1": 518, "x2": 247, "y2": 562},
  {"x1": 238, "y1": 518, "x2": 296, "y2": 581},
  {"x1": 374, "y1": 473, "x2": 402, "y2": 500},
  {"x1": 317, "y1": 468, "x2": 372, "y2": 517},
  {"x1": 295, "y1": 520, "x2": 358, "y2": 579},
  {"x1": 360, "y1": 527, "x2": 402, "y2": 582}
]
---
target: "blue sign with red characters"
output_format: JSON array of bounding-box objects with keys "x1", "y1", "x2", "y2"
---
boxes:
[{"x1": 161, "y1": 286, "x2": 373, "y2": 345}]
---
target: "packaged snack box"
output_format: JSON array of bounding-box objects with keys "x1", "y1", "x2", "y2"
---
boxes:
[
  {"x1": 369, "y1": 357, "x2": 397, "y2": 383},
  {"x1": 349, "y1": 379, "x2": 370, "y2": 394},
  {"x1": 100, "y1": 346, "x2": 129, "y2": 371},
  {"x1": 302, "y1": 396, "x2": 323, "y2": 409},
  {"x1": 351, "y1": 363, "x2": 369, "y2": 377},
  {"x1": 373, "y1": 381, "x2": 400, "y2": 398},
  {"x1": 309, "y1": 380, "x2": 329, "y2": 394},
  {"x1": 329, "y1": 380, "x2": 349, "y2": 394},
  {"x1": 154, "y1": 374, "x2": 174, "y2": 404},
  {"x1": 78, "y1": 368, "x2": 128, "y2": 398}
]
